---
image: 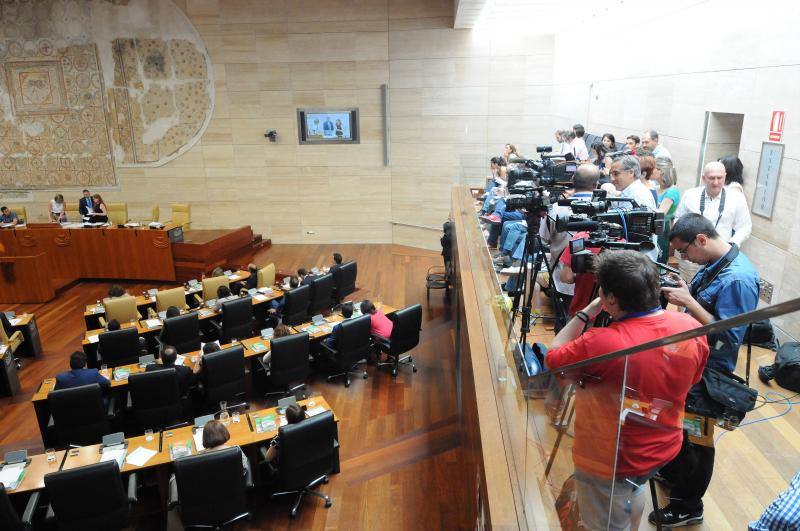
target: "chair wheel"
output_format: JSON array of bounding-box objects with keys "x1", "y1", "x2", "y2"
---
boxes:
[
  {"x1": 412, "y1": 366, "x2": 418, "y2": 372},
  {"x1": 392, "y1": 369, "x2": 397, "y2": 377},
  {"x1": 290, "y1": 508, "x2": 298, "y2": 518},
  {"x1": 323, "y1": 476, "x2": 330, "y2": 484},
  {"x1": 408, "y1": 356, "x2": 413, "y2": 362},
  {"x1": 345, "y1": 379, "x2": 350, "y2": 387},
  {"x1": 325, "y1": 499, "x2": 332, "y2": 508},
  {"x1": 362, "y1": 372, "x2": 368, "y2": 379}
]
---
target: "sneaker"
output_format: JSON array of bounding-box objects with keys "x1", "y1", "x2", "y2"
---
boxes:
[
  {"x1": 648, "y1": 506, "x2": 703, "y2": 527},
  {"x1": 500, "y1": 265, "x2": 522, "y2": 275},
  {"x1": 479, "y1": 214, "x2": 501, "y2": 223}
]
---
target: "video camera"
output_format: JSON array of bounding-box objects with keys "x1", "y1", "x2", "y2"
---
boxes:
[
  {"x1": 567, "y1": 233, "x2": 657, "y2": 274},
  {"x1": 555, "y1": 199, "x2": 665, "y2": 244},
  {"x1": 507, "y1": 146, "x2": 578, "y2": 188}
]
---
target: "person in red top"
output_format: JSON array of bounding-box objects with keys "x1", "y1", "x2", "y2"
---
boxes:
[
  {"x1": 360, "y1": 300, "x2": 393, "y2": 340},
  {"x1": 558, "y1": 231, "x2": 603, "y2": 317},
  {"x1": 546, "y1": 250, "x2": 708, "y2": 530}
]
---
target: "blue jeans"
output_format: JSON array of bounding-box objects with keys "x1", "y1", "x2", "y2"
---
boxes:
[
  {"x1": 501, "y1": 221, "x2": 527, "y2": 254},
  {"x1": 488, "y1": 210, "x2": 524, "y2": 246}
]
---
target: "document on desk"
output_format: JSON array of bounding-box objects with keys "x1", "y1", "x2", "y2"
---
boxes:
[
  {"x1": 306, "y1": 406, "x2": 327, "y2": 417},
  {"x1": 125, "y1": 446, "x2": 157, "y2": 467},
  {"x1": 9, "y1": 318, "x2": 21, "y2": 326},
  {"x1": 0, "y1": 345, "x2": 6, "y2": 355},
  {"x1": 254, "y1": 294, "x2": 267, "y2": 302},
  {"x1": 87, "y1": 334, "x2": 99, "y2": 343},
  {"x1": 193, "y1": 429, "x2": 205, "y2": 451},
  {"x1": 175, "y1": 354, "x2": 186, "y2": 366},
  {"x1": 99, "y1": 445, "x2": 127, "y2": 468},
  {"x1": 228, "y1": 274, "x2": 240, "y2": 280},
  {"x1": 0, "y1": 462, "x2": 26, "y2": 490},
  {"x1": 144, "y1": 318, "x2": 161, "y2": 329}
]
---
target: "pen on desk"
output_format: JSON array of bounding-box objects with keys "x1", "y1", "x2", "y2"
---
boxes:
[
  {"x1": 246, "y1": 413, "x2": 253, "y2": 432},
  {"x1": 58, "y1": 451, "x2": 68, "y2": 470},
  {"x1": 158, "y1": 431, "x2": 163, "y2": 453}
]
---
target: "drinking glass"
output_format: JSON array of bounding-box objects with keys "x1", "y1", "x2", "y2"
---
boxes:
[
  {"x1": 46, "y1": 448, "x2": 56, "y2": 462},
  {"x1": 145, "y1": 429, "x2": 154, "y2": 442},
  {"x1": 219, "y1": 401, "x2": 230, "y2": 425}
]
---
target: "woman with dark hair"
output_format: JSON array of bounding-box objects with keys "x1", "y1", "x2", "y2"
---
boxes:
[
  {"x1": 264, "y1": 403, "x2": 307, "y2": 463},
  {"x1": 591, "y1": 142, "x2": 608, "y2": 170},
  {"x1": 90, "y1": 194, "x2": 108, "y2": 223},
  {"x1": 655, "y1": 157, "x2": 680, "y2": 263},
  {"x1": 719, "y1": 155, "x2": 744, "y2": 195},
  {"x1": 601, "y1": 133, "x2": 616, "y2": 150}
]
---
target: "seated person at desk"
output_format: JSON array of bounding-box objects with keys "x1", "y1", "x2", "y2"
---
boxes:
[
  {"x1": 78, "y1": 189, "x2": 93, "y2": 216},
  {"x1": 268, "y1": 277, "x2": 299, "y2": 315},
  {"x1": 0, "y1": 206, "x2": 19, "y2": 226},
  {"x1": 260, "y1": 324, "x2": 292, "y2": 369},
  {"x1": 214, "y1": 285, "x2": 232, "y2": 312},
  {"x1": 211, "y1": 266, "x2": 225, "y2": 278},
  {"x1": 264, "y1": 404, "x2": 307, "y2": 464},
  {"x1": 55, "y1": 351, "x2": 110, "y2": 392},
  {"x1": 329, "y1": 253, "x2": 343, "y2": 274},
  {"x1": 146, "y1": 345, "x2": 194, "y2": 396},
  {"x1": 50, "y1": 194, "x2": 67, "y2": 223},
  {"x1": 157, "y1": 306, "x2": 181, "y2": 344},
  {"x1": 361, "y1": 300, "x2": 393, "y2": 340},
  {"x1": 107, "y1": 318, "x2": 121, "y2": 331},
  {"x1": 107, "y1": 284, "x2": 126, "y2": 298},
  {"x1": 88, "y1": 194, "x2": 108, "y2": 223},
  {"x1": 298, "y1": 268, "x2": 317, "y2": 286},
  {"x1": 245, "y1": 263, "x2": 259, "y2": 290},
  {"x1": 203, "y1": 342, "x2": 221, "y2": 355},
  {"x1": 324, "y1": 302, "x2": 354, "y2": 350}
]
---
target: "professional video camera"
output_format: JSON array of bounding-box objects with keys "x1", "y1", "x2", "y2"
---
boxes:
[
  {"x1": 507, "y1": 146, "x2": 578, "y2": 188},
  {"x1": 555, "y1": 198, "x2": 665, "y2": 244},
  {"x1": 566, "y1": 232, "x2": 657, "y2": 274}
]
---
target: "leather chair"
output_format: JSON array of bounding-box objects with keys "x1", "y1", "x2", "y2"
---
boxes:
[
  {"x1": 48, "y1": 383, "x2": 114, "y2": 447},
  {"x1": 171, "y1": 203, "x2": 191, "y2": 230},
  {"x1": 128, "y1": 368, "x2": 183, "y2": 431},
  {"x1": 281, "y1": 284, "x2": 311, "y2": 326},
  {"x1": 332, "y1": 261, "x2": 357, "y2": 301},
  {"x1": 319, "y1": 315, "x2": 370, "y2": 387},
  {"x1": 44, "y1": 461, "x2": 137, "y2": 531},
  {"x1": 156, "y1": 286, "x2": 188, "y2": 313},
  {"x1": 106, "y1": 203, "x2": 128, "y2": 225},
  {"x1": 200, "y1": 345, "x2": 246, "y2": 406},
  {"x1": 307, "y1": 274, "x2": 334, "y2": 316},
  {"x1": 210, "y1": 297, "x2": 255, "y2": 343},
  {"x1": 271, "y1": 411, "x2": 336, "y2": 517},
  {"x1": 200, "y1": 275, "x2": 229, "y2": 304},
  {"x1": 97, "y1": 328, "x2": 141, "y2": 368},
  {"x1": 0, "y1": 484, "x2": 39, "y2": 531},
  {"x1": 266, "y1": 333, "x2": 310, "y2": 398},
  {"x1": 101, "y1": 295, "x2": 140, "y2": 327},
  {"x1": 156, "y1": 312, "x2": 201, "y2": 354},
  {"x1": 172, "y1": 447, "x2": 251, "y2": 528},
  {"x1": 257, "y1": 263, "x2": 276, "y2": 288},
  {"x1": 376, "y1": 304, "x2": 421, "y2": 377}
]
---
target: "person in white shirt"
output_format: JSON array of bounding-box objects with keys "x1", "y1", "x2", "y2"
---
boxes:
[
  {"x1": 642, "y1": 130, "x2": 672, "y2": 160},
  {"x1": 50, "y1": 193, "x2": 66, "y2": 223},
  {"x1": 565, "y1": 130, "x2": 589, "y2": 161},
  {"x1": 608, "y1": 154, "x2": 659, "y2": 260},
  {"x1": 572, "y1": 124, "x2": 589, "y2": 160}
]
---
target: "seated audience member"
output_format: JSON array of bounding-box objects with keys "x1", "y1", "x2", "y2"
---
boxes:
[
  {"x1": 591, "y1": 142, "x2": 609, "y2": 170},
  {"x1": 214, "y1": 285, "x2": 232, "y2": 312},
  {"x1": 0, "y1": 206, "x2": 19, "y2": 226},
  {"x1": 484, "y1": 156, "x2": 508, "y2": 195},
  {"x1": 325, "y1": 302, "x2": 354, "y2": 350},
  {"x1": 260, "y1": 323, "x2": 293, "y2": 368},
  {"x1": 626, "y1": 135, "x2": 640, "y2": 154},
  {"x1": 106, "y1": 319, "x2": 121, "y2": 331},
  {"x1": 55, "y1": 351, "x2": 110, "y2": 392},
  {"x1": 329, "y1": 253, "x2": 344, "y2": 275},
  {"x1": 50, "y1": 194, "x2": 67, "y2": 223},
  {"x1": 203, "y1": 342, "x2": 221, "y2": 355},
  {"x1": 361, "y1": 300, "x2": 392, "y2": 340},
  {"x1": 269, "y1": 277, "x2": 299, "y2": 314},
  {"x1": 601, "y1": 133, "x2": 616, "y2": 151},
  {"x1": 158, "y1": 305, "x2": 182, "y2": 344},
  {"x1": 298, "y1": 267, "x2": 317, "y2": 286},
  {"x1": 264, "y1": 404, "x2": 307, "y2": 464},
  {"x1": 245, "y1": 263, "x2": 259, "y2": 290},
  {"x1": 146, "y1": 344, "x2": 194, "y2": 395},
  {"x1": 211, "y1": 266, "x2": 225, "y2": 278},
  {"x1": 107, "y1": 284, "x2": 126, "y2": 298},
  {"x1": 503, "y1": 143, "x2": 518, "y2": 161},
  {"x1": 231, "y1": 281, "x2": 246, "y2": 296}
]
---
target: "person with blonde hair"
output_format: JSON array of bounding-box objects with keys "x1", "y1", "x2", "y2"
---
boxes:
[{"x1": 50, "y1": 194, "x2": 66, "y2": 222}]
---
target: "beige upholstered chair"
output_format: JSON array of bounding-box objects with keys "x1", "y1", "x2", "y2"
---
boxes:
[
  {"x1": 5, "y1": 205, "x2": 28, "y2": 223},
  {"x1": 106, "y1": 203, "x2": 128, "y2": 225},
  {"x1": 148, "y1": 205, "x2": 160, "y2": 223},
  {"x1": 257, "y1": 263, "x2": 276, "y2": 288},
  {"x1": 156, "y1": 286, "x2": 188, "y2": 313},
  {"x1": 101, "y1": 295, "x2": 140, "y2": 326},
  {"x1": 200, "y1": 275, "x2": 229, "y2": 303},
  {"x1": 171, "y1": 203, "x2": 191, "y2": 230},
  {"x1": 0, "y1": 323, "x2": 24, "y2": 355},
  {"x1": 65, "y1": 203, "x2": 80, "y2": 221}
]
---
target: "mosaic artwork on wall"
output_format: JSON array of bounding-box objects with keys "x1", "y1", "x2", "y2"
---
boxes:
[{"x1": 0, "y1": 0, "x2": 214, "y2": 190}]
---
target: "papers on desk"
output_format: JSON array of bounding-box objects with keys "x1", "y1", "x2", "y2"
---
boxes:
[
  {"x1": 250, "y1": 342, "x2": 267, "y2": 353},
  {"x1": 0, "y1": 345, "x2": 7, "y2": 356},
  {"x1": 113, "y1": 368, "x2": 131, "y2": 381},
  {"x1": 91, "y1": 305, "x2": 104, "y2": 314},
  {"x1": 228, "y1": 274, "x2": 240, "y2": 280},
  {"x1": 300, "y1": 324, "x2": 332, "y2": 335},
  {"x1": 0, "y1": 462, "x2": 26, "y2": 490},
  {"x1": 169, "y1": 441, "x2": 191, "y2": 460},
  {"x1": 8, "y1": 318, "x2": 21, "y2": 326},
  {"x1": 257, "y1": 287, "x2": 274, "y2": 294},
  {"x1": 175, "y1": 354, "x2": 187, "y2": 366},
  {"x1": 125, "y1": 446, "x2": 156, "y2": 467},
  {"x1": 87, "y1": 334, "x2": 99, "y2": 344},
  {"x1": 99, "y1": 444, "x2": 127, "y2": 468},
  {"x1": 306, "y1": 406, "x2": 327, "y2": 417},
  {"x1": 198, "y1": 309, "x2": 215, "y2": 318},
  {"x1": 254, "y1": 294, "x2": 267, "y2": 302},
  {"x1": 144, "y1": 318, "x2": 161, "y2": 329},
  {"x1": 193, "y1": 429, "x2": 205, "y2": 451}
]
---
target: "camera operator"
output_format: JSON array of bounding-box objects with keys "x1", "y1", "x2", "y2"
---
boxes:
[
  {"x1": 650, "y1": 213, "x2": 759, "y2": 527},
  {"x1": 546, "y1": 251, "x2": 709, "y2": 531},
  {"x1": 608, "y1": 154, "x2": 659, "y2": 260}
]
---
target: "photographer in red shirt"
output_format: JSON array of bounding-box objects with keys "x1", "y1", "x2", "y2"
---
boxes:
[{"x1": 546, "y1": 250, "x2": 709, "y2": 530}]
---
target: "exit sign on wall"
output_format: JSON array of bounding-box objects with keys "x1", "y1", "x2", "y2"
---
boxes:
[{"x1": 769, "y1": 111, "x2": 785, "y2": 141}]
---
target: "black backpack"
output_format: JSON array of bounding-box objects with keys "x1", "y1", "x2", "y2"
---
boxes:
[
  {"x1": 744, "y1": 319, "x2": 777, "y2": 350},
  {"x1": 770, "y1": 342, "x2": 800, "y2": 393}
]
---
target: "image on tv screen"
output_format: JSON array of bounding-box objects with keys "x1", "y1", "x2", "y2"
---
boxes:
[{"x1": 305, "y1": 112, "x2": 352, "y2": 141}]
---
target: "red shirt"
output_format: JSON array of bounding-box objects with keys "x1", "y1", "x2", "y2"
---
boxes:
[
  {"x1": 546, "y1": 311, "x2": 709, "y2": 478},
  {"x1": 370, "y1": 310, "x2": 393, "y2": 340},
  {"x1": 559, "y1": 232, "x2": 601, "y2": 316}
]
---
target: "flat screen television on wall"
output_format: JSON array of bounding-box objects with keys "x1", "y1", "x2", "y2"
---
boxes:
[{"x1": 297, "y1": 108, "x2": 360, "y2": 144}]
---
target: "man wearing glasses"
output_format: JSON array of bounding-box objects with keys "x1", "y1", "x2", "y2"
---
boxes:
[
  {"x1": 652, "y1": 213, "x2": 759, "y2": 527},
  {"x1": 608, "y1": 154, "x2": 659, "y2": 260}
]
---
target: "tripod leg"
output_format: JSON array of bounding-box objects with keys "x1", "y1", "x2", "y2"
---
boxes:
[{"x1": 544, "y1": 387, "x2": 576, "y2": 479}]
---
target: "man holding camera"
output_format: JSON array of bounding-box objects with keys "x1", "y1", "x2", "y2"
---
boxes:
[
  {"x1": 546, "y1": 251, "x2": 709, "y2": 530},
  {"x1": 608, "y1": 154, "x2": 659, "y2": 260},
  {"x1": 651, "y1": 213, "x2": 760, "y2": 527}
]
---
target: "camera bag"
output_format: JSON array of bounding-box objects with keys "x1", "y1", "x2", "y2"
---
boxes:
[
  {"x1": 685, "y1": 367, "x2": 757, "y2": 429},
  {"x1": 771, "y1": 342, "x2": 800, "y2": 393},
  {"x1": 744, "y1": 319, "x2": 777, "y2": 350}
]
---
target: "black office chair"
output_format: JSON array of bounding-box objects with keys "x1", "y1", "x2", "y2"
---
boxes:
[
  {"x1": 156, "y1": 313, "x2": 201, "y2": 354},
  {"x1": 171, "y1": 447, "x2": 252, "y2": 529},
  {"x1": 281, "y1": 284, "x2": 310, "y2": 326},
  {"x1": 271, "y1": 411, "x2": 336, "y2": 517},
  {"x1": 128, "y1": 369, "x2": 183, "y2": 431},
  {"x1": 266, "y1": 333, "x2": 310, "y2": 399},
  {"x1": 200, "y1": 345, "x2": 246, "y2": 406},
  {"x1": 44, "y1": 460, "x2": 137, "y2": 531},
  {"x1": 332, "y1": 261, "x2": 357, "y2": 301},
  {"x1": 307, "y1": 273, "x2": 334, "y2": 316},
  {"x1": 319, "y1": 315, "x2": 370, "y2": 387},
  {"x1": 376, "y1": 304, "x2": 421, "y2": 377},
  {"x1": 0, "y1": 484, "x2": 39, "y2": 531},
  {"x1": 210, "y1": 297, "x2": 255, "y2": 343},
  {"x1": 97, "y1": 328, "x2": 141, "y2": 368},
  {"x1": 48, "y1": 384, "x2": 115, "y2": 447}
]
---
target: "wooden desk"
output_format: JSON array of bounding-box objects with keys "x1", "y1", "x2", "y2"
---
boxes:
[
  {"x1": 292, "y1": 303, "x2": 398, "y2": 340},
  {"x1": 4, "y1": 451, "x2": 66, "y2": 495},
  {"x1": 7, "y1": 313, "x2": 42, "y2": 358},
  {"x1": 60, "y1": 433, "x2": 169, "y2": 473},
  {"x1": 166, "y1": 418, "x2": 255, "y2": 453}
]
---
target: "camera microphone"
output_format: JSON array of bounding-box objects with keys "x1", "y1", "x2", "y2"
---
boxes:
[
  {"x1": 601, "y1": 240, "x2": 656, "y2": 251},
  {"x1": 556, "y1": 219, "x2": 622, "y2": 232},
  {"x1": 606, "y1": 149, "x2": 633, "y2": 158}
]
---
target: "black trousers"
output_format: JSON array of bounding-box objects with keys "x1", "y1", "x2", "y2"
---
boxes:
[{"x1": 658, "y1": 430, "x2": 715, "y2": 512}]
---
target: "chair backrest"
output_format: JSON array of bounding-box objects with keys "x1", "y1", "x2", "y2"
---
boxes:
[
  {"x1": 106, "y1": 203, "x2": 128, "y2": 225},
  {"x1": 269, "y1": 333, "x2": 310, "y2": 387},
  {"x1": 128, "y1": 368, "x2": 182, "y2": 430},
  {"x1": 281, "y1": 284, "x2": 311, "y2": 326},
  {"x1": 173, "y1": 447, "x2": 247, "y2": 527},
  {"x1": 171, "y1": 203, "x2": 191, "y2": 229},
  {"x1": 201, "y1": 345, "x2": 245, "y2": 404},
  {"x1": 162, "y1": 312, "x2": 202, "y2": 354},
  {"x1": 335, "y1": 314, "x2": 372, "y2": 368},
  {"x1": 257, "y1": 263, "x2": 275, "y2": 288},
  {"x1": 44, "y1": 460, "x2": 129, "y2": 531},
  {"x1": 389, "y1": 304, "x2": 422, "y2": 356},
  {"x1": 202, "y1": 276, "x2": 229, "y2": 303},
  {"x1": 278, "y1": 411, "x2": 336, "y2": 490},
  {"x1": 333, "y1": 261, "x2": 357, "y2": 299},
  {"x1": 49, "y1": 384, "x2": 109, "y2": 447},
  {"x1": 5, "y1": 205, "x2": 27, "y2": 223},
  {"x1": 103, "y1": 295, "x2": 138, "y2": 324},
  {"x1": 98, "y1": 327, "x2": 141, "y2": 368},
  {"x1": 0, "y1": 484, "x2": 22, "y2": 531},
  {"x1": 156, "y1": 286, "x2": 187, "y2": 312},
  {"x1": 307, "y1": 273, "x2": 334, "y2": 316},
  {"x1": 150, "y1": 204, "x2": 160, "y2": 223},
  {"x1": 65, "y1": 202, "x2": 80, "y2": 220},
  {"x1": 221, "y1": 297, "x2": 254, "y2": 342},
  {"x1": 0, "y1": 324, "x2": 10, "y2": 345}
]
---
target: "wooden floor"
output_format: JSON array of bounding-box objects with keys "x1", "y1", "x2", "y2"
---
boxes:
[{"x1": 0, "y1": 244, "x2": 473, "y2": 530}]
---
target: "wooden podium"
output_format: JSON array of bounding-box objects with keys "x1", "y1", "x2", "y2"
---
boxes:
[{"x1": 0, "y1": 253, "x2": 56, "y2": 303}]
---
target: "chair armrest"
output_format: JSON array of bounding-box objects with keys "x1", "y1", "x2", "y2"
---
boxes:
[
  {"x1": 193, "y1": 294, "x2": 202, "y2": 305},
  {"x1": 107, "y1": 394, "x2": 117, "y2": 419},
  {"x1": 98, "y1": 316, "x2": 106, "y2": 327},
  {"x1": 372, "y1": 336, "x2": 391, "y2": 352},
  {"x1": 318, "y1": 342, "x2": 336, "y2": 357},
  {"x1": 165, "y1": 421, "x2": 190, "y2": 431},
  {"x1": 209, "y1": 320, "x2": 222, "y2": 333},
  {"x1": 127, "y1": 472, "x2": 138, "y2": 504},
  {"x1": 10, "y1": 330, "x2": 23, "y2": 343},
  {"x1": 136, "y1": 310, "x2": 143, "y2": 320},
  {"x1": 154, "y1": 335, "x2": 164, "y2": 350},
  {"x1": 125, "y1": 391, "x2": 132, "y2": 410},
  {"x1": 21, "y1": 490, "x2": 40, "y2": 528}
]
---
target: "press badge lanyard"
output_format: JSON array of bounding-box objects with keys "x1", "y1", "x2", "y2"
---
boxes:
[
  {"x1": 699, "y1": 188, "x2": 725, "y2": 228},
  {"x1": 617, "y1": 307, "x2": 662, "y2": 321}
]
